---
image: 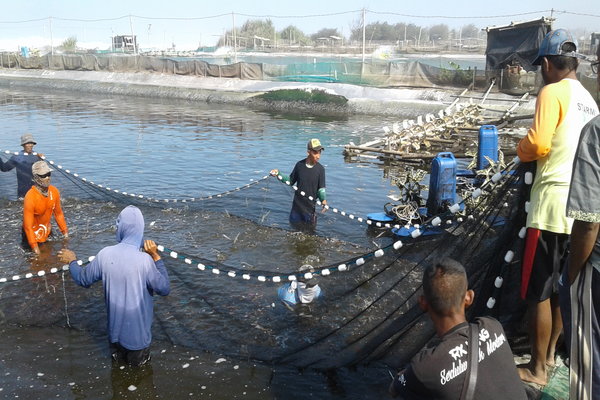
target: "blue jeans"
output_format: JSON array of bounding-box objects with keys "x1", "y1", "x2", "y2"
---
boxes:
[{"x1": 289, "y1": 209, "x2": 317, "y2": 231}]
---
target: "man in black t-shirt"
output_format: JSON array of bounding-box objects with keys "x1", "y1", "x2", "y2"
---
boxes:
[
  {"x1": 270, "y1": 138, "x2": 327, "y2": 230},
  {"x1": 389, "y1": 258, "x2": 527, "y2": 400}
]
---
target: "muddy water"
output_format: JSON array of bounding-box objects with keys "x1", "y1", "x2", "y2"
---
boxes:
[{"x1": 0, "y1": 87, "x2": 426, "y2": 399}]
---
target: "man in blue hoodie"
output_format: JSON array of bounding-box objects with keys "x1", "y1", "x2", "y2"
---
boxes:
[
  {"x1": 0, "y1": 133, "x2": 45, "y2": 199},
  {"x1": 58, "y1": 205, "x2": 170, "y2": 366}
]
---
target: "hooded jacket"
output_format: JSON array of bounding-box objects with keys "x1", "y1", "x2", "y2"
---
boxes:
[{"x1": 69, "y1": 205, "x2": 170, "y2": 350}]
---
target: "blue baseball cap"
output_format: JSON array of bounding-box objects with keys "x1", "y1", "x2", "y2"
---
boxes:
[{"x1": 533, "y1": 28, "x2": 581, "y2": 65}]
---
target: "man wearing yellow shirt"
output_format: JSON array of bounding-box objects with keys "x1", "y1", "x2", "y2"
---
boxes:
[
  {"x1": 517, "y1": 28, "x2": 599, "y2": 386},
  {"x1": 558, "y1": 41, "x2": 600, "y2": 400}
]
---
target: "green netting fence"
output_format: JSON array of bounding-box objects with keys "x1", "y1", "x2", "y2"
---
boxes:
[{"x1": 0, "y1": 53, "x2": 487, "y2": 88}]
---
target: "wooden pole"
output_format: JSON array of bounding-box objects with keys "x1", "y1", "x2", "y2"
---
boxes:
[
  {"x1": 232, "y1": 12, "x2": 237, "y2": 63},
  {"x1": 129, "y1": 15, "x2": 137, "y2": 55},
  {"x1": 480, "y1": 78, "x2": 495, "y2": 105},
  {"x1": 344, "y1": 145, "x2": 517, "y2": 160},
  {"x1": 361, "y1": 8, "x2": 366, "y2": 82},
  {"x1": 49, "y1": 17, "x2": 54, "y2": 56}
]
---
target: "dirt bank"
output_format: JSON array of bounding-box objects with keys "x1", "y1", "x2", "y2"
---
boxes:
[{"x1": 0, "y1": 69, "x2": 535, "y2": 117}]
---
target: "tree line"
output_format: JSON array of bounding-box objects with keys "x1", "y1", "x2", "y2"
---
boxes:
[{"x1": 217, "y1": 19, "x2": 482, "y2": 47}]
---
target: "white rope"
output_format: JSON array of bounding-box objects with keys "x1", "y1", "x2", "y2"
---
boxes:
[
  {"x1": 0, "y1": 236, "x2": 406, "y2": 285},
  {"x1": 487, "y1": 160, "x2": 528, "y2": 309},
  {"x1": 154, "y1": 241, "x2": 403, "y2": 282},
  {"x1": 0, "y1": 264, "x2": 70, "y2": 284},
  {"x1": 61, "y1": 272, "x2": 71, "y2": 328},
  {"x1": 0, "y1": 149, "x2": 268, "y2": 204},
  {"x1": 276, "y1": 156, "x2": 520, "y2": 234},
  {"x1": 1, "y1": 153, "x2": 521, "y2": 288}
]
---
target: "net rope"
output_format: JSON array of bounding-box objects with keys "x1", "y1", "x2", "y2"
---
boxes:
[{"x1": 0, "y1": 150, "x2": 529, "y2": 370}]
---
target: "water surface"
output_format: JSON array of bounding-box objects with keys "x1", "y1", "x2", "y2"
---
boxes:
[{"x1": 0, "y1": 87, "x2": 426, "y2": 399}]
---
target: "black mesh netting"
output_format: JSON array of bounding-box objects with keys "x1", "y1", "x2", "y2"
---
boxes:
[{"x1": 0, "y1": 156, "x2": 529, "y2": 370}]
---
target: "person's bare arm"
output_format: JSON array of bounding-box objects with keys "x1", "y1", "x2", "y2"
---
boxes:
[{"x1": 568, "y1": 220, "x2": 600, "y2": 285}]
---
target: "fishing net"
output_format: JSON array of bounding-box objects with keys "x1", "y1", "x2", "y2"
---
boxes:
[{"x1": 0, "y1": 152, "x2": 529, "y2": 371}]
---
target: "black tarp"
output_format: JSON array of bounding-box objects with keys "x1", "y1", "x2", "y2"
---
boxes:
[{"x1": 485, "y1": 18, "x2": 551, "y2": 72}]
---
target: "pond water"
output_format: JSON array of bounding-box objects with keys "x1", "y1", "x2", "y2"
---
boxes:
[{"x1": 0, "y1": 87, "x2": 438, "y2": 399}]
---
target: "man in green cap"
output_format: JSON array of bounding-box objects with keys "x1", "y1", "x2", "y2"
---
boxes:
[{"x1": 271, "y1": 138, "x2": 327, "y2": 230}]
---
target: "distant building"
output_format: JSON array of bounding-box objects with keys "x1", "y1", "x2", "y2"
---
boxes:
[{"x1": 112, "y1": 35, "x2": 137, "y2": 53}]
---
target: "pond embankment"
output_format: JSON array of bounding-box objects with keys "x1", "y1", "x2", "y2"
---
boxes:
[{"x1": 0, "y1": 69, "x2": 535, "y2": 117}]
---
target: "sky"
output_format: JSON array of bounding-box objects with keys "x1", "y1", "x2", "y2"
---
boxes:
[{"x1": 0, "y1": 0, "x2": 598, "y2": 51}]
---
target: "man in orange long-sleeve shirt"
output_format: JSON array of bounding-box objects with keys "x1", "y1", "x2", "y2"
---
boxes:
[
  {"x1": 516, "y1": 28, "x2": 599, "y2": 387},
  {"x1": 23, "y1": 161, "x2": 68, "y2": 255}
]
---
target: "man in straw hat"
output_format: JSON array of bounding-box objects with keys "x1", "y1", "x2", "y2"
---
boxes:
[{"x1": 0, "y1": 133, "x2": 45, "y2": 199}]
